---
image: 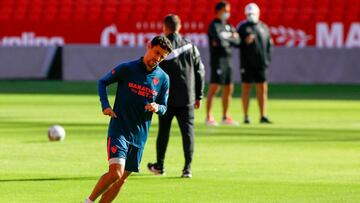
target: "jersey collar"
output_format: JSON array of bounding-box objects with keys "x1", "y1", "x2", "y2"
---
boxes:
[{"x1": 139, "y1": 57, "x2": 158, "y2": 73}]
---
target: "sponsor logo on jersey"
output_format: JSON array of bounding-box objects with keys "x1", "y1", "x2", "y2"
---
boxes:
[
  {"x1": 128, "y1": 82, "x2": 159, "y2": 99},
  {"x1": 152, "y1": 77, "x2": 159, "y2": 85}
]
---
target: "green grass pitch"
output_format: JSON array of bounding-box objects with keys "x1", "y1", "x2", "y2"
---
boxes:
[{"x1": 0, "y1": 81, "x2": 360, "y2": 203}]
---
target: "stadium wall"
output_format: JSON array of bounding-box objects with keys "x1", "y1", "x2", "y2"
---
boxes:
[
  {"x1": 0, "y1": 46, "x2": 56, "y2": 79},
  {"x1": 62, "y1": 46, "x2": 360, "y2": 84},
  {"x1": 1, "y1": 46, "x2": 359, "y2": 84}
]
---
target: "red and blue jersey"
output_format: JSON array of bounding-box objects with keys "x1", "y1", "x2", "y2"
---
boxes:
[{"x1": 98, "y1": 58, "x2": 169, "y2": 148}]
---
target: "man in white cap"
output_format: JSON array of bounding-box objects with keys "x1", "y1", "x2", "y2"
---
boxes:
[{"x1": 237, "y1": 3, "x2": 273, "y2": 124}]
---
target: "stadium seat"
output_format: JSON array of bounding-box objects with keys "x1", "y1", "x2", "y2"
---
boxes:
[
  {"x1": 344, "y1": 13, "x2": 358, "y2": 22},
  {"x1": 0, "y1": 12, "x2": 11, "y2": 21},
  {"x1": 1, "y1": 0, "x2": 358, "y2": 36},
  {"x1": 117, "y1": 12, "x2": 130, "y2": 23}
]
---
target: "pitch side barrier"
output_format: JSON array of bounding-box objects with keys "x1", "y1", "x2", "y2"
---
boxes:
[
  {"x1": 62, "y1": 46, "x2": 360, "y2": 84},
  {"x1": 0, "y1": 46, "x2": 359, "y2": 84},
  {"x1": 0, "y1": 46, "x2": 57, "y2": 79}
]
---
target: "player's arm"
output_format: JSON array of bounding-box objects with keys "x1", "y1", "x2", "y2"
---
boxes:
[
  {"x1": 238, "y1": 23, "x2": 254, "y2": 46},
  {"x1": 228, "y1": 25, "x2": 241, "y2": 46},
  {"x1": 208, "y1": 23, "x2": 226, "y2": 48},
  {"x1": 266, "y1": 25, "x2": 273, "y2": 63},
  {"x1": 192, "y1": 45, "x2": 205, "y2": 109},
  {"x1": 150, "y1": 75, "x2": 169, "y2": 116},
  {"x1": 98, "y1": 64, "x2": 127, "y2": 115}
]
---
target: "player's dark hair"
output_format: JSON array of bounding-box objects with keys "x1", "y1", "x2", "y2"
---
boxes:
[
  {"x1": 164, "y1": 14, "x2": 181, "y2": 33},
  {"x1": 215, "y1": 1, "x2": 229, "y2": 12},
  {"x1": 150, "y1": 36, "x2": 173, "y2": 53}
]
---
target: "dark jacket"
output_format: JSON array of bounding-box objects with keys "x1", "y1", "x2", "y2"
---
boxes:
[
  {"x1": 159, "y1": 33, "x2": 205, "y2": 107},
  {"x1": 208, "y1": 18, "x2": 240, "y2": 57},
  {"x1": 237, "y1": 20, "x2": 273, "y2": 70}
]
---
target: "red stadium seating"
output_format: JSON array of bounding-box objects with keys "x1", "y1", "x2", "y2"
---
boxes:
[
  {"x1": 0, "y1": 0, "x2": 358, "y2": 25},
  {"x1": 0, "y1": 0, "x2": 358, "y2": 47}
]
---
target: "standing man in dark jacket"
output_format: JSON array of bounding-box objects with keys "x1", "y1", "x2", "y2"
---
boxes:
[
  {"x1": 237, "y1": 3, "x2": 272, "y2": 124},
  {"x1": 148, "y1": 14, "x2": 205, "y2": 178},
  {"x1": 206, "y1": 1, "x2": 240, "y2": 126}
]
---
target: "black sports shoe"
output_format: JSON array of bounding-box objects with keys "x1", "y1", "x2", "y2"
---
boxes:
[
  {"x1": 260, "y1": 116, "x2": 272, "y2": 124},
  {"x1": 244, "y1": 116, "x2": 250, "y2": 124},
  {"x1": 181, "y1": 169, "x2": 192, "y2": 178},
  {"x1": 147, "y1": 163, "x2": 165, "y2": 175}
]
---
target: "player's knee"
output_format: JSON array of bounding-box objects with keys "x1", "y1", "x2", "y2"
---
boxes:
[{"x1": 109, "y1": 170, "x2": 122, "y2": 182}]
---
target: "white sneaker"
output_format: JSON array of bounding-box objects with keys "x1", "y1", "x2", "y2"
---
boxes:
[
  {"x1": 205, "y1": 118, "x2": 218, "y2": 126},
  {"x1": 83, "y1": 198, "x2": 94, "y2": 203},
  {"x1": 221, "y1": 117, "x2": 239, "y2": 126}
]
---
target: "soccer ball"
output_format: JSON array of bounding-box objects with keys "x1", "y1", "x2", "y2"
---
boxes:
[{"x1": 48, "y1": 125, "x2": 66, "y2": 141}]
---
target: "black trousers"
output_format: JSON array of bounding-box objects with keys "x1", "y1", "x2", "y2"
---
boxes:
[{"x1": 156, "y1": 105, "x2": 194, "y2": 170}]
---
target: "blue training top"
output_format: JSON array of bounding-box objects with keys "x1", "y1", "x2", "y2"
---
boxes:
[{"x1": 98, "y1": 58, "x2": 170, "y2": 148}]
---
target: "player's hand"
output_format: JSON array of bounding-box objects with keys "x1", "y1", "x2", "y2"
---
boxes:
[
  {"x1": 245, "y1": 34, "x2": 255, "y2": 45},
  {"x1": 232, "y1": 32, "x2": 239, "y2": 39},
  {"x1": 145, "y1": 103, "x2": 159, "y2": 113},
  {"x1": 211, "y1": 40, "x2": 217, "y2": 47},
  {"x1": 194, "y1": 100, "x2": 201, "y2": 109},
  {"x1": 103, "y1": 107, "x2": 117, "y2": 118}
]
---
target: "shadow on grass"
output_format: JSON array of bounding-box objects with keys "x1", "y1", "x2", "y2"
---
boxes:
[
  {"x1": 194, "y1": 124, "x2": 360, "y2": 143},
  {"x1": 130, "y1": 174, "x2": 183, "y2": 180},
  {"x1": 2, "y1": 120, "x2": 360, "y2": 143},
  {"x1": 0, "y1": 174, "x2": 186, "y2": 183},
  {"x1": 1, "y1": 81, "x2": 360, "y2": 100},
  {"x1": 23, "y1": 140, "x2": 52, "y2": 143},
  {"x1": 0, "y1": 121, "x2": 107, "y2": 128},
  {"x1": 0, "y1": 176, "x2": 97, "y2": 182}
]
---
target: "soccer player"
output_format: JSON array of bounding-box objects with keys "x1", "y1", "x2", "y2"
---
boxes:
[
  {"x1": 84, "y1": 36, "x2": 172, "y2": 203},
  {"x1": 206, "y1": 1, "x2": 240, "y2": 126},
  {"x1": 147, "y1": 14, "x2": 205, "y2": 178},
  {"x1": 237, "y1": 3, "x2": 273, "y2": 124}
]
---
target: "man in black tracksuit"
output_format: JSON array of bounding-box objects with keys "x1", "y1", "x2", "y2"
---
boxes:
[
  {"x1": 237, "y1": 3, "x2": 272, "y2": 124},
  {"x1": 206, "y1": 1, "x2": 240, "y2": 126},
  {"x1": 148, "y1": 14, "x2": 205, "y2": 178}
]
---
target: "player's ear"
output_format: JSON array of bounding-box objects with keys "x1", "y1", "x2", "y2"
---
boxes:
[{"x1": 146, "y1": 42, "x2": 152, "y2": 50}]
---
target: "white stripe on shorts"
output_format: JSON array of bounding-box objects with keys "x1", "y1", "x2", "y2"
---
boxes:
[{"x1": 109, "y1": 158, "x2": 126, "y2": 165}]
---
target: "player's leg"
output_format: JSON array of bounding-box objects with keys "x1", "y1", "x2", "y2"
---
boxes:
[
  {"x1": 242, "y1": 82, "x2": 251, "y2": 122},
  {"x1": 148, "y1": 107, "x2": 175, "y2": 174},
  {"x1": 206, "y1": 59, "x2": 221, "y2": 125},
  {"x1": 240, "y1": 68, "x2": 253, "y2": 124},
  {"x1": 99, "y1": 170, "x2": 131, "y2": 203},
  {"x1": 221, "y1": 83, "x2": 234, "y2": 122},
  {"x1": 176, "y1": 106, "x2": 194, "y2": 178},
  {"x1": 256, "y1": 82, "x2": 271, "y2": 123},
  {"x1": 255, "y1": 82, "x2": 266, "y2": 116},
  {"x1": 221, "y1": 62, "x2": 237, "y2": 125},
  {"x1": 86, "y1": 136, "x2": 128, "y2": 202},
  {"x1": 88, "y1": 163, "x2": 125, "y2": 202},
  {"x1": 206, "y1": 83, "x2": 220, "y2": 125},
  {"x1": 255, "y1": 70, "x2": 271, "y2": 123},
  {"x1": 100, "y1": 144, "x2": 142, "y2": 202}
]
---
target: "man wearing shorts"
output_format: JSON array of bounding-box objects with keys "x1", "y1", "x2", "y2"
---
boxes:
[
  {"x1": 237, "y1": 3, "x2": 273, "y2": 124},
  {"x1": 84, "y1": 36, "x2": 172, "y2": 203},
  {"x1": 206, "y1": 1, "x2": 240, "y2": 126}
]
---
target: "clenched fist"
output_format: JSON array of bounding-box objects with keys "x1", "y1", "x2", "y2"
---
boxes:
[
  {"x1": 145, "y1": 103, "x2": 159, "y2": 113},
  {"x1": 103, "y1": 107, "x2": 117, "y2": 118}
]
